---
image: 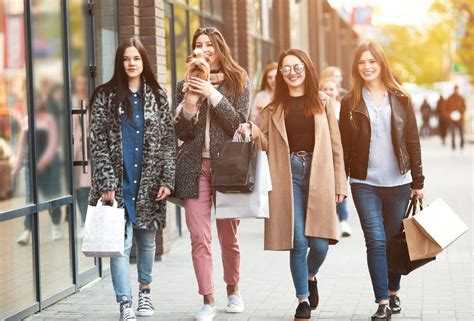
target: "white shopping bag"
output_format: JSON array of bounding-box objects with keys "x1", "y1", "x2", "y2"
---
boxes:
[
  {"x1": 412, "y1": 198, "x2": 468, "y2": 251},
  {"x1": 215, "y1": 151, "x2": 272, "y2": 219},
  {"x1": 81, "y1": 199, "x2": 126, "y2": 257}
]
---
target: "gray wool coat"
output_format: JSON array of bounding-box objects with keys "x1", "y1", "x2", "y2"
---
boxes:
[
  {"x1": 174, "y1": 79, "x2": 250, "y2": 199},
  {"x1": 89, "y1": 83, "x2": 176, "y2": 230}
]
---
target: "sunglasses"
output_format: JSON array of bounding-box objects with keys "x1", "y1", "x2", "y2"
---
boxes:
[
  {"x1": 196, "y1": 27, "x2": 219, "y2": 34},
  {"x1": 280, "y1": 63, "x2": 305, "y2": 76}
]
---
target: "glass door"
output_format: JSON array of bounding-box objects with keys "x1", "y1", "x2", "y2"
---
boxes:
[{"x1": 68, "y1": 0, "x2": 99, "y2": 285}]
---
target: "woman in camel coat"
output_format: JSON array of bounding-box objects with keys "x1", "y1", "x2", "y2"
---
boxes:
[{"x1": 239, "y1": 49, "x2": 347, "y2": 321}]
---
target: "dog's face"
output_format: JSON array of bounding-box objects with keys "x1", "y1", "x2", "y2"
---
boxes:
[{"x1": 185, "y1": 49, "x2": 210, "y2": 81}]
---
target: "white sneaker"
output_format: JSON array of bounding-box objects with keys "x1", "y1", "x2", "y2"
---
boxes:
[
  {"x1": 195, "y1": 304, "x2": 216, "y2": 321},
  {"x1": 119, "y1": 300, "x2": 136, "y2": 321},
  {"x1": 340, "y1": 221, "x2": 352, "y2": 237},
  {"x1": 52, "y1": 225, "x2": 64, "y2": 241},
  {"x1": 225, "y1": 295, "x2": 244, "y2": 313},
  {"x1": 17, "y1": 230, "x2": 31, "y2": 245}
]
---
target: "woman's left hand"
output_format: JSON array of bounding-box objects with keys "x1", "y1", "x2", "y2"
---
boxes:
[
  {"x1": 155, "y1": 186, "x2": 171, "y2": 201},
  {"x1": 411, "y1": 189, "x2": 424, "y2": 200},
  {"x1": 187, "y1": 77, "x2": 216, "y2": 98},
  {"x1": 336, "y1": 194, "x2": 345, "y2": 203}
]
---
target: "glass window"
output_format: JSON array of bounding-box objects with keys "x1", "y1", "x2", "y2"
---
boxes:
[
  {"x1": 189, "y1": 0, "x2": 200, "y2": 10},
  {"x1": 188, "y1": 12, "x2": 200, "y2": 45},
  {"x1": 0, "y1": 216, "x2": 36, "y2": 319},
  {"x1": 202, "y1": 0, "x2": 211, "y2": 13},
  {"x1": 69, "y1": 0, "x2": 94, "y2": 274},
  {"x1": 31, "y1": 0, "x2": 69, "y2": 202},
  {"x1": 93, "y1": 0, "x2": 118, "y2": 85},
  {"x1": 0, "y1": 1, "x2": 33, "y2": 213},
  {"x1": 174, "y1": 7, "x2": 189, "y2": 82},
  {"x1": 39, "y1": 204, "x2": 73, "y2": 299}
]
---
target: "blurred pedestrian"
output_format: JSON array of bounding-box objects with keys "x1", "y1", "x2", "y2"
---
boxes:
[
  {"x1": 89, "y1": 38, "x2": 176, "y2": 320},
  {"x1": 71, "y1": 73, "x2": 91, "y2": 238},
  {"x1": 238, "y1": 48, "x2": 347, "y2": 321},
  {"x1": 319, "y1": 78, "x2": 352, "y2": 237},
  {"x1": 435, "y1": 95, "x2": 448, "y2": 145},
  {"x1": 12, "y1": 98, "x2": 63, "y2": 245},
  {"x1": 249, "y1": 62, "x2": 277, "y2": 125},
  {"x1": 339, "y1": 41, "x2": 425, "y2": 321},
  {"x1": 320, "y1": 65, "x2": 348, "y2": 98},
  {"x1": 173, "y1": 26, "x2": 250, "y2": 321},
  {"x1": 446, "y1": 85, "x2": 466, "y2": 150},
  {"x1": 419, "y1": 98, "x2": 432, "y2": 137}
]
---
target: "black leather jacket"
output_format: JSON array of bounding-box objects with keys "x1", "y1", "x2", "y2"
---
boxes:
[{"x1": 339, "y1": 91, "x2": 424, "y2": 189}]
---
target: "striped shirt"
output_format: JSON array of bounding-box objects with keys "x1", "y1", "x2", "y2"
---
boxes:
[{"x1": 350, "y1": 88, "x2": 412, "y2": 187}]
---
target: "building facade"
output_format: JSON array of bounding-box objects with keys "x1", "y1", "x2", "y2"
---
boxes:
[{"x1": 0, "y1": 1, "x2": 358, "y2": 320}]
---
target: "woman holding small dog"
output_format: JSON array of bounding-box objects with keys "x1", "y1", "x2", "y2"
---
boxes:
[
  {"x1": 89, "y1": 38, "x2": 176, "y2": 320},
  {"x1": 238, "y1": 49, "x2": 347, "y2": 321},
  {"x1": 338, "y1": 41, "x2": 424, "y2": 320},
  {"x1": 173, "y1": 27, "x2": 250, "y2": 321}
]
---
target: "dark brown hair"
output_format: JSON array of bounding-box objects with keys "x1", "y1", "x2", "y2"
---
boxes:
[
  {"x1": 90, "y1": 38, "x2": 161, "y2": 117},
  {"x1": 271, "y1": 48, "x2": 324, "y2": 116},
  {"x1": 191, "y1": 27, "x2": 247, "y2": 96},
  {"x1": 349, "y1": 41, "x2": 408, "y2": 110}
]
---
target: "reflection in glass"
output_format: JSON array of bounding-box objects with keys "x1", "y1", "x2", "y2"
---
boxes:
[
  {"x1": 94, "y1": 0, "x2": 118, "y2": 85},
  {"x1": 174, "y1": 7, "x2": 189, "y2": 82},
  {"x1": 189, "y1": 0, "x2": 200, "y2": 10},
  {"x1": 0, "y1": 216, "x2": 36, "y2": 319},
  {"x1": 69, "y1": 0, "x2": 94, "y2": 274},
  {"x1": 31, "y1": 0, "x2": 68, "y2": 202},
  {"x1": 40, "y1": 204, "x2": 73, "y2": 299},
  {"x1": 202, "y1": 0, "x2": 211, "y2": 13},
  {"x1": 188, "y1": 12, "x2": 201, "y2": 45},
  {"x1": 0, "y1": 1, "x2": 32, "y2": 212}
]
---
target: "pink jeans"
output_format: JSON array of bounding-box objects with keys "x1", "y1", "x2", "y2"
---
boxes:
[{"x1": 184, "y1": 159, "x2": 241, "y2": 295}]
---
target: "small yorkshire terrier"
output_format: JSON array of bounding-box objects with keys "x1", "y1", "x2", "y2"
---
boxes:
[{"x1": 175, "y1": 48, "x2": 210, "y2": 122}]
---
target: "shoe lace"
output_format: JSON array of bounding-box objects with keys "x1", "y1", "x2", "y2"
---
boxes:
[
  {"x1": 121, "y1": 306, "x2": 135, "y2": 320},
  {"x1": 137, "y1": 292, "x2": 153, "y2": 311}
]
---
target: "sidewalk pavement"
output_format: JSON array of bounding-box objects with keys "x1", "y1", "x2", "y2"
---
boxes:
[{"x1": 26, "y1": 137, "x2": 473, "y2": 321}]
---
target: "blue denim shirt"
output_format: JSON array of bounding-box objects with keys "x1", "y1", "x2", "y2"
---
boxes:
[{"x1": 121, "y1": 89, "x2": 144, "y2": 223}]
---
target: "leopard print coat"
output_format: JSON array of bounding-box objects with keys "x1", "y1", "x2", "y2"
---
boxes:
[
  {"x1": 174, "y1": 79, "x2": 250, "y2": 199},
  {"x1": 89, "y1": 83, "x2": 176, "y2": 230}
]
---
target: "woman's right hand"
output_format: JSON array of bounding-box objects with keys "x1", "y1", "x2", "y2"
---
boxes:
[
  {"x1": 237, "y1": 122, "x2": 252, "y2": 136},
  {"x1": 101, "y1": 191, "x2": 115, "y2": 203}
]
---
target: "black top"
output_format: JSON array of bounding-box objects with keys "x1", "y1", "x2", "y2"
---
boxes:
[{"x1": 284, "y1": 95, "x2": 315, "y2": 153}]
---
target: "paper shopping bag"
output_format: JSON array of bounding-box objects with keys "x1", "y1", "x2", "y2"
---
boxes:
[
  {"x1": 81, "y1": 199, "x2": 126, "y2": 257},
  {"x1": 403, "y1": 215, "x2": 442, "y2": 261},
  {"x1": 412, "y1": 198, "x2": 468, "y2": 251},
  {"x1": 215, "y1": 151, "x2": 272, "y2": 219}
]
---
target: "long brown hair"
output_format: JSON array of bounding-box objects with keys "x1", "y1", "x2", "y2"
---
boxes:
[
  {"x1": 90, "y1": 38, "x2": 161, "y2": 117},
  {"x1": 271, "y1": 49, "x2": 324, "y2": 116},
  {"x1": 259, "y1": 62, "x2": 278, "y2": 91},
  {"x1": 349, "y1": 41, "x2": 408, "y2": 110},
  {"x1": 191, "y1": 27, "x2": 247, "y2": 96}
]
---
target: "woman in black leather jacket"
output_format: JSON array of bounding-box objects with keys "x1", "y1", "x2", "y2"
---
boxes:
[{"x1": 339, "y1": 41, "x2": 424, "y2": 321}]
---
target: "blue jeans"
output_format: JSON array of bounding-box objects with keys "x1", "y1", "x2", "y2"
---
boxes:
[
  {"x1": 351, "y1": 183, "x2": 411, "y2": 302},
  {"x1": 289, "y1": 155, "x2": 329, "y2": 300},
  {"x1": 337, "y1": 198, "x2": 349, "y2": 221},
  {"x1": 110, "y1": 220, "x2": 156, "y2": 303}
]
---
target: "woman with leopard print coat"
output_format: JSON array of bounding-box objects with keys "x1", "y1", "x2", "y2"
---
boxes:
[{"x1": 89, "y1": 38, "x2": 175, "y2": 320}]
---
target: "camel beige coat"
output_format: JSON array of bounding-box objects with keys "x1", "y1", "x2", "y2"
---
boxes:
[{"x1": 250, "y1": 92, "x2": 347, "y2": 250}]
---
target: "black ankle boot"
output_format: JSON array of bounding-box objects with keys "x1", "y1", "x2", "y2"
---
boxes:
[
  {"x1": 308, "y1": 279, "x2": 319, "y2": 310},
  {"x1": 389, "y1": 295, "x2": 401, "y2": 313},
  {"x1": 371, "y1": 304, "x2": 392, "y2": 320},
  {"x1": 294, "y1": 301, "x2": 311, "y2": 321}
]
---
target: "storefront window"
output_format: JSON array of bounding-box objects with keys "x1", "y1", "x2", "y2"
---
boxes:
[
  {"x1": 94, "y1": 0, "x2": 118, "y2": 85},
  {"x1": 174, "y1": 7, "x2": 188, "y2": 83},
  {"x1": 0, "y1": 0, "x2": 32, "y2": 213},
  {"x1": 188, "y1": 12, "x2": 200, "y2": 44}
]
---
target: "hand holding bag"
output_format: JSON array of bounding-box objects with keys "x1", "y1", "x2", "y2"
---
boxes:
[
  {"x1": 215, "y1": 151, "x2": 272, "y2": 219},
  {"x1": 81, "y1": 199, "x2": 126, "y2": 257},
  {"x1": 211, "y1": 131, "x2": 257, "y2": 193},
  {"x1": 387, "y1": 197, "x2": 436, "y2": 275}
]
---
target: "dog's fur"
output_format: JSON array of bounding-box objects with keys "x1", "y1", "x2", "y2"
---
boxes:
[{"x1": 175, "y1": 49, "x2": 210, "y2": 122}]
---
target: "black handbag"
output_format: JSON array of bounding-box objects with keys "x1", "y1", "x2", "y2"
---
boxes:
[
  {"x1": 387, "y1": 197, "x2": 436, "y2": 275},
  {"x1": 211, "y1": 138, "x2": 257, "y2": 193}
]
